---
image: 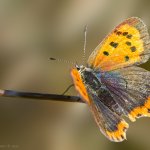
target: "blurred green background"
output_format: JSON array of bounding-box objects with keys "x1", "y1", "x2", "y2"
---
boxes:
[{"x1": 0, "y1": 0, "x2": 150, "y2": 150}]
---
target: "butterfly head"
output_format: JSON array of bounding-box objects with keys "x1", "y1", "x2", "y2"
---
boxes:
[
  {"x1": 74, "y1": 64, "x2": 86, "y2": 72},
  {"x1": 75, "y1": 64, "x2": 93, "y2": 73}
]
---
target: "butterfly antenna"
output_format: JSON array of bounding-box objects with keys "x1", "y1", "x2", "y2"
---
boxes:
[
  {"x1": 49, "y1": 57, "x2": 75, "y2": 65},
  {"x1": 83, "y1": 25, "x2": 88, "y2": 64}
]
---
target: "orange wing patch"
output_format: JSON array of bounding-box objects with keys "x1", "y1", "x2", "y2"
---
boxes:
[
  {"x1": 106, "y1": 120, "x2": 129, "y2": 142},
  {"x1": 88, "y1": 17, "x2": 150, "y2": 71},
  {"x1": 71, "y1": 68, "x2": 90, "y2": 104},
  {"x1": 128, "y1": 96, "x2": 150, "y2": 122}
]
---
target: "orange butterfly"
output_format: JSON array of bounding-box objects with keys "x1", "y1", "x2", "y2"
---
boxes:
[{"x1": 71, "y1": 17, "x2": 150, "y2": 142}]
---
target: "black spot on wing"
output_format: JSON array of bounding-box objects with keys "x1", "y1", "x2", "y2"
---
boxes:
[
  {"x1": 123, "y1": 32, "x2": 128, "y2": 36},
  {"x1": 125, "y1": 56, "x2": 129, "y2": 61},
  {"x1": 137, "y1": 114, "x2": 142, "y2": 117},
  {"x1": 126, "y1": 41, "x2": 131, "y2": 46},
  {"x1": 103, "y1": 51, "x2": 109, "y2": 56},
  {"x1": 126, "y1": 34, "x2": 132, "y2": 39},
  {"x1": 110, "y1": 42, "x2": 118, "y2": 48},
  {"x1": 121, "y1": 135, "x2": 124, "y2": 139},
  {"x1": 130, "y1": 46, "x2": 136, "y2": 52},
  {"x1": 116, "y1": 31, "x2": 122, "y2": 35}
]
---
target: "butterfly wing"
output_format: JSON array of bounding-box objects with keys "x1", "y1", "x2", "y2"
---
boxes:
[
  {"x1": 71, "y1": 68, "x2": 129, "y2": 142},
  {"x1": 101, "y1": 66, "x2": 150, "y2": 121},
  {"x1": 88, "y1": 17, "x2": 150, "y2": 71},
  {"x1": 88, "y1": 89, "x2": 129, "y2": 142}
]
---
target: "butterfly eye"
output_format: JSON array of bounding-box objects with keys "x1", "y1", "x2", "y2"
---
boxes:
[{"x1": 75, "y1": 65, "x2": 80, "y2": 70}]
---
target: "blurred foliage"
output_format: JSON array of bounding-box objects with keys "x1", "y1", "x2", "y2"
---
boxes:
[{"x1": 0, "y1": 0, "x2": 150, "y2": 150}]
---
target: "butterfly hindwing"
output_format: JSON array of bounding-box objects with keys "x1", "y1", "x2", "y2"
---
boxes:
[
  {"x1": 101, "y1": 66, "x2": 150, "y2": 121},
  {"x1": 88, "y1": 90, "x2": 129, "y2": 142},
  {"x1": 88, "y1": 17, "x2": 150, "y2": 71}
]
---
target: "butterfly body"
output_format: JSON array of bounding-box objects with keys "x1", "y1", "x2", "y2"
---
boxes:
[
  {"x1": 78, "y1": 66, "x2": 102, "y2": 93},
  {"x1": 74, "y1": 66, "x2": 123, "y2": 114},
  {"x1": 71, "y1": 17, "x2": 150, "y2": 142}
]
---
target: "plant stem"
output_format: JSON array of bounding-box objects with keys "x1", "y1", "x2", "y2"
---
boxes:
[{"x1": 0, "y1": 89, "x2": 84, "y2": 103}]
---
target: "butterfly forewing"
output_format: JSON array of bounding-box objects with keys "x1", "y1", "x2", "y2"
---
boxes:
[{"x1": 87, "y1": 17, "x2": 150, "y2": 71}]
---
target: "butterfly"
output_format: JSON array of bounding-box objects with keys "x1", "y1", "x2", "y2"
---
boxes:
[{"x1": 71, "y1": 17, "x2": 150, "y2": 142}]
